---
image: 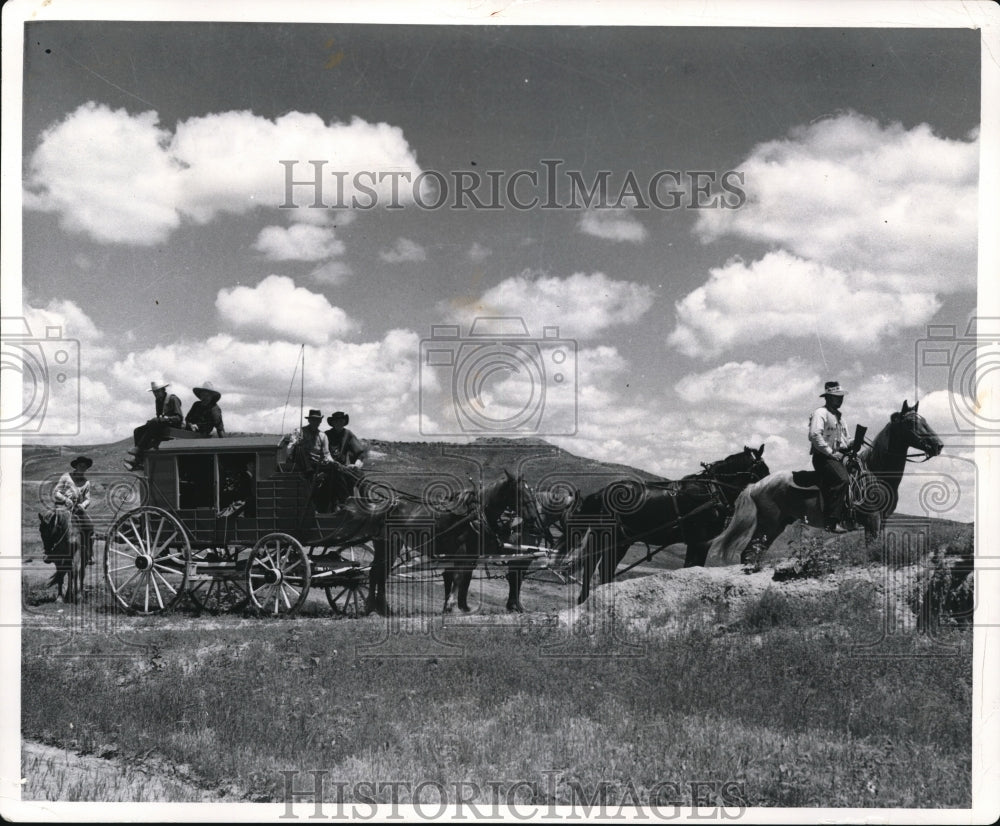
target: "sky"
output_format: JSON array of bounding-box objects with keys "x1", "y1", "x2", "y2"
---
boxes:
[{"x1": 15, "y1": 21, "x2": 983, "y2": 521}]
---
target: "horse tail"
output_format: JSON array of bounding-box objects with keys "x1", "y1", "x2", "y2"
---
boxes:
[
  {"x1": 708, "y1": 487, "x2": 759, "y2": 563},
  {"x1": 561, "y1": 527, "x2": 594, "y2": 579}
]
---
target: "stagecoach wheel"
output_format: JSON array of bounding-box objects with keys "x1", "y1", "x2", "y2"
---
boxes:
[
  {"x1": 325, "y1": 573, "x2": 370, "y2": 618},
  {"x1": 246, "y1": 533, "x2": 311, "y2": 617},
  {"x1": 187, "y1": 574, "x2": 249, "y2": 614},
  {"x1": 105, "y1": 506, "x2": 190, "y2": 614}
]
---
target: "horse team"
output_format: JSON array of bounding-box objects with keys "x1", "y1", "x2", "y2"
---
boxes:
[{"x1": 35, "y1": 400, "x2": 943, "y2": 615}]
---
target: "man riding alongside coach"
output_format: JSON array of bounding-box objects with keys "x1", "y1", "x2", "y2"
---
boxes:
[{"x1": 808, "y1": 380, "x2": 853, "y2": 533}]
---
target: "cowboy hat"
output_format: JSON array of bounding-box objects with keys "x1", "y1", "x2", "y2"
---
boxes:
[
  {"x1": 820, "y1": 381, "x2": 847, "y2": 397},
  {"x1": 70, "y1": 455, "x2": 93, "y2": 469},
  {"x1": 327, "y1": 411, "x2": 349, "y2": 425},
  {"x1": 305, "y1": 409, "x2": 324, "y2": 420},
  {"x1": 149, "y1": 381, "x2": 170, "y2": 392},
  {"x1": 193, "y1": 381, "x2": 222, "y2": 404}
]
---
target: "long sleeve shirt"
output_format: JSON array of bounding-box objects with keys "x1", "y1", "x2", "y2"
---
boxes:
[
  {"x1": 291, "y1": 428, "x2": 334, "y2": 470},
  {"x1": 185, "y1": 401, "x2": 225, "y2": 436},
  {"x1": 808, "y1": 405, "x2": 849, "y2": 457},
  {"x1": 156, "y1": 393, "x2": 184, "y2": 426},
  {"x1": 324, "y1": 428, "x2": 368, "y2": 465},
  {"x1": 53, "y1": 472, "x2": 91, "y2": 511}
]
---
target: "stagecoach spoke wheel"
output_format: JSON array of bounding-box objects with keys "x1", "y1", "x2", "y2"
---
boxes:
[
  {"x1": 187, "y1": 574, "x2": 249, "y2": 614},
  {"x1": 325, "y1": 573, "x2": 369, "y2": 618},
  {"x1": 247, "y1": 533, "x2": 311, "y2": 617},
  {"x1": 105, "y1": 507, "x2": 190, "y2": 614}
]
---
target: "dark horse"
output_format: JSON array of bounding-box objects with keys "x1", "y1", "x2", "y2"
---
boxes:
[
  {"x1": 708, "y1": 401, "x2": 943, "y2": 563},
  {"x1": 38, "y1": 509, "x2": 90, "y2": 603},
  {"x1": 317, "y1": 468, "x2": 528, "y2": 615},
  {"x1": 562, "y1": 445, "x2": 770, "y2": 604}
]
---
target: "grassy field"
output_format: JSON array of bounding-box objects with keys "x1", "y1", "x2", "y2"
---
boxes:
[
  {"x1": 21, "y1": 557, "x2": 972, "y2": 808},
  {"x1": 20, "y1": 440, "x2": 973, "y2": 809}
]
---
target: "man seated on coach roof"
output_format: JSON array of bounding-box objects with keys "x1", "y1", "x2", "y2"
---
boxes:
[
  {"x1": 125, "y1": 381, "x2": 183, "y2": 471},
  {"x1": 185, "y1": 381, "x2": 225, "y2": 437}
]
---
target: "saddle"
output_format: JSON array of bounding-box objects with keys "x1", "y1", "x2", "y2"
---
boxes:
[{"x1": 789, "y1": 459, "x2": 871, "y2": 514}]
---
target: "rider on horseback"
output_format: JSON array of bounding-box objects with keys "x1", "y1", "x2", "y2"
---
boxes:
[
  {"x1": 809, "y1": 381, "x2": 852, "y2": 533},
  {"x1": 50, "y1": 455, "x2": 95, "y2": 564}
]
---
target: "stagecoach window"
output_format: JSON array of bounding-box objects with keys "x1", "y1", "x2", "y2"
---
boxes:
[
  {"x1": 219, "y1": 453, "x2": 256, "y2": 518},
  {"x1": 177, "y1": 454, "x2": 215, "y2": 509}
]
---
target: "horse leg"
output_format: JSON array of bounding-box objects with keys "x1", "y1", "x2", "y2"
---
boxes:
[
  {"x1": 684, "y1": 538, "x2": 711, "y2": 568},
  {"x1": 366, "y1": 537, "x2": 390, "y2": 616},
  {"x1": 456, "y1": 566, "x2": 474, "y2": 613},
  {"x1": 506, "y1": 561, "x2": 527, "y2": 613},
  {"x1": 442, "y1": 569, "x2": 455, "y2": 613}
]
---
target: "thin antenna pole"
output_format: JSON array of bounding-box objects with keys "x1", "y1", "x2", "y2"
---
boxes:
[{"x1": 300, "y1": 345, "x2": 305, "y2": 425}]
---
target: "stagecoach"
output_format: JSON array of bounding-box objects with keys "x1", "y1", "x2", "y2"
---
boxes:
[
  {"x1": 105, "y1": 435, "x2": 375, "y2": 616},
  {"x1": 103, "y1": 434, "x2": 570, "y2": 617}
]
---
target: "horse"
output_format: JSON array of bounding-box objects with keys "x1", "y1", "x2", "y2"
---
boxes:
[
  {"x1": 37, "y1": 508, "x2": 90, "y2": 603},
  {"x1": 707, "y1": 401, "x2": 943, "y2": 563},
  {"x1": 315, "y1": 468, "x2": 527, "y2": 615},
  {"x1": 562, "y1": 445, "x2": 770, "y2": 604}
]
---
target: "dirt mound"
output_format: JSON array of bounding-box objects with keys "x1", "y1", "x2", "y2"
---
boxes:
[{"x1": 557, "y1": 562, "x2": 925, "y2": 638}]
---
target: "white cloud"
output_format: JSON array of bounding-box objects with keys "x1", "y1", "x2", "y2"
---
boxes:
[
  {"x1": 696, "y1": 112, "x2": 978, "y2": 291},
  {"x1": 215, "y1": 275, "x2": 357, "y2": 345},
  {"x1": 578, "y1": 209, "x2": 648, "y2": 243},
  {"x1": 447, "y1": 270, "x2": 655, "y2": 340},
  {"x1": 467, "y1": 242, "x2": 492, "y2": 262},
  {"x1": 253, "y1": 224, "x2": 345, "y2": 261},
  {"x1": 25, "y1": 103, "x2": 423, "y2": 245},
  {"x1": 675, "y1": 359, "x2": 819, "y2": 409},
  {"x1": 668, "y1": 251, "x2": 940, "y2": 358},
  {"x1": 379, "y1": 237, "x2": 426, "y2": 263}
]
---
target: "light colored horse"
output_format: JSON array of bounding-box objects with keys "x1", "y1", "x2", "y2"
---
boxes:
[{"x1": 708, "y1": 401, "x2": 943, "y2": 563}]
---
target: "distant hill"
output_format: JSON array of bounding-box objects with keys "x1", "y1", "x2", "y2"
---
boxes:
[{"x1": 22, "y1": 434, "x2": 663, "y2": 497}]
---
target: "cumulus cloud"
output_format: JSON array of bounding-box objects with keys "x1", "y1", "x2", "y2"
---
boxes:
[
  {"x1": 379, "y1": 237, "x2": 426, "y2": 263},
  {"x1": 447, "y1": 270, "x2": 655, "y2": 340},
  {"x1": 253, "y1": 224, "x2": 345, "y2": 261},
  {"x1": 668, "y1": 251, "x2": 940, "y2": 358},
  {"x1": 675, "y1": 359, "x2": 820, "y2": 409},
  {"x1": 24, "y1": 103, "x2": 423, "y2": 245},
  {"x1": 215, "y1": 275, "x2": 357, "y2": 345},
  {"x1": 695, "y1": 112, "x2": 978, "y2": 291},
  {"x1": 578, "y1": 209, "x2": 648, "y2": 243}
]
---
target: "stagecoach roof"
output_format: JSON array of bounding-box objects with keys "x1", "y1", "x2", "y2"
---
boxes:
[{"x1": 154, "y1": 435, "x2": 284, "y2": 453}]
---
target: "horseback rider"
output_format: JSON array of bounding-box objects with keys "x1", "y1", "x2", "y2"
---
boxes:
[
  {"x1": 809, "y1": 381, "x2": 851, "y2": 533},
  {"x1": 50, "y1": 455, "x2": 95, "y2": 564}
]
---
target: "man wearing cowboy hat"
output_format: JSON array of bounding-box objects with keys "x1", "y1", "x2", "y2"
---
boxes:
[
  {"x1": 809, "y1": 381, "x2": 852, "y2": 533},
  {"x1": 324, "y1": 411, "x2": 368, "y2": 469},
  {"x1": 126, "y1": 381, "x2": 184, "y2": 470},
  {"x1": 50, "y1": 455, "x2": 95, "y2": 564},
  {"x1": 185, "y1": 381, "x2": 226, "y2": 437},
  {"x1": 287, "y1": 409, "x2": 335, "y2": 472}
]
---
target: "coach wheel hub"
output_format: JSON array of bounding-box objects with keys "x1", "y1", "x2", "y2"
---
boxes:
[
  {"x1": 263, "y1": 567, "x2": 281, "y2": 585},
  {"x1": 135, "y1": 554, "x2": 152, "y2": 571}
]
